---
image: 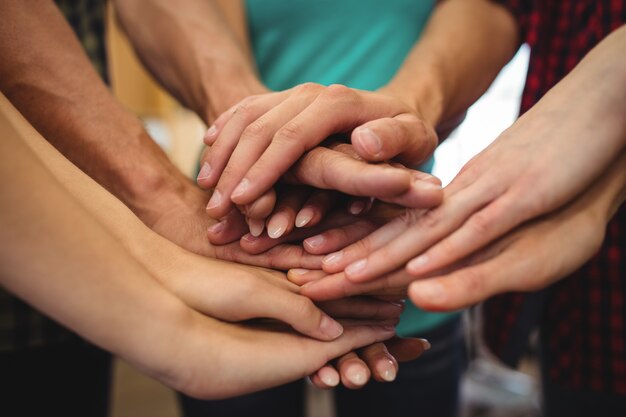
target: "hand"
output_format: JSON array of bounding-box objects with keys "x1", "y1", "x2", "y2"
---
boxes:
[
  {"x1": 169, "y1": 318, "x2": 399, "y2": 399},
  {"x1": 145, "y1": 184, "x2": 325, "y2": 269},
  {"x1": 203, "y1": 141, "x2": 442, "y2": 240},
  {"x1": 197, "y1": 84, "x2": 439, "y2": 218},
  {"x1": 296, "y1": 151, "x2": 626, "y2": 307},
  {"x1": 314, "y1": 98, "x2": 626, "y2": 286},
  {"x1": 406, "y1": 150, "x2": 626, "y2": 310},
  {"x1": 310, "y1": 337, "x2": 430, "y2": 389}
]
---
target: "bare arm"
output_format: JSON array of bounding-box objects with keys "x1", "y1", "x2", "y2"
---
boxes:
[
  {"x1": 0, "y1": 0, "x2": 202, "y2": 231},
  {"x1": 0, "y1": 93, "x2": 399, "y2": 398},
  {"x1": 113, "y1": 0, "x2": 266, "y2": 123},
  {"x1": 384, "y1": 0, "x2": 519, "y2": 127}
]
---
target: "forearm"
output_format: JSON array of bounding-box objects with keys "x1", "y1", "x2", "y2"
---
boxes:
[
  {"x1": 0, "y1": 103, "x2": 197, "y2": 383},
  {"x1": 384, "y1": 0, "x2": 518, "y2": 127},
  {"x1": 114, "y1": 0, "x2": 265, "y2": 123},
  {"x1": 520, "y1": 25, "x2": 626, "y2": 156},
  {"x1": 0, "y1": 0, "x2": 200, "y2": 225}
]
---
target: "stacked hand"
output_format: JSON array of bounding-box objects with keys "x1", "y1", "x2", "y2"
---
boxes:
[
  {"x1": 196, "y1": 66, "x2": 626, "y2": 390},
  {"x1": 189, "y1": 84, "x2": 443, "y2": 388}
]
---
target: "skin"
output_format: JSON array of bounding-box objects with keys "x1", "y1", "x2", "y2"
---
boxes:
[
  {"x1": 289, "y1": 26, "x2": 626, "y2": 308},
  {"x1": 197, "y1": 0, "x2": 517, "y2": 225},
  {"x1": 0, "y1": 0, "x2": 427, "y2": 388},
  {"x1": 314, "y1": 25, "x2": 626, "y2": 280},
  {"x1": 0, "y1": 95, "x2": 402, "y2": 399}
]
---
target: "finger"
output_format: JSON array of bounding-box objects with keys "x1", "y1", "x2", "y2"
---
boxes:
[
  {"x1": 231, "y1": 87, "x2": 407, "y2": 206},
  {"x1": 197, "y1": 148, "x2": 213, "y2": 188},
  {"x1": 309, "y1": 365, "x2": 340, "y2": 389},
  {"x1": 290, "y1": 147, "x2": 413, "y2": 198},
  {"x1": 304, "y1": 219, "x2": 379, "y2": 256},
  {"x1": 203, "y1": 101, "x2": 242, "y2": 146},
  {"x1": 258, "y1": 286, "x2": 345, "y2": 341},
  {"x1": 287, "y1": 268, "x2": 327, "y2": 286},
  {"x1": 359, "y1": 342, "x2": 398, "y2": 382},
  {"x1": 379, "y1": 174, "x2": 443, "y2": 209},
  {"x1": 239, "y1": 209, "x2": 360, "y2": 255},
  {"x1": 405, "y1": 194, "x2": 520, "y2": 277},
  {"x1": 351, "y1": 114, "x2": 437, "y2": 165},
  {"x1": 343, "y1": 187, "x2": 496, "y2": 283},
  {"x1": 241, "y1": 188, "x2": 277, "y2": 220},
  {"x1": 336, "y1": 352, "x2": 371, "y2": 389},
  {"x1": 266, "y1": 188, "x2": 310, "y2": 239},
  {"x1": 300, "y1": 270, "x2": 410, "y2": 302},
  {"x1": 295, "y1": 190, "x2": 335, "y2": 228},
  {"x1": 210, "y1": 93, "x2": 321, "y2": 218},
  {"x1": 206, "y1": 209, "x2": 249, "y2": 245},
  {"x1": 320, "y1": 215, "x2": 410, "y2": 274},
  {"x1": 317, "y1": 297, "x2": 404, "y2": 321},
  {"x1": 385, "y1": 336, "x2": 430, "y2": 362},
  {"x1": 290, "y1": 143, "x2": 442, "y2": 208},
  {"x1": 201, "y1": 93, "x2": 286, "y2": 190},
  {"x1": 346, "y1": 197, "x2": 373, "y2": 216},
  {"x1": 213, "y1": 241, "x2": 324, "y2": 270}
]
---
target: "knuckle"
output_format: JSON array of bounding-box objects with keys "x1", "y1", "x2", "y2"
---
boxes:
[
  {"x1": 463, "y1": 268, "x2": 486, "y2": 296},
  {"x1": 277, "y1": 120, "x2": 305, "y2": 142},
  {"x1": 350, "y1": 237, "x2": 373, "y2": 257},
  {"x1": 467, "y1": 211, "x2": 492, "y2": 237},
  {"x1": 401, "y1": 208, "x2": 428, "y2": 227},
  {"x1": 296, "y1": 82, "x2": 322, "y2": 94},
  {"x1": 241, "y1": 119, "x2": 268, "y2": 140},
  {"x1": 323, "y1": 84, "x2": 359, "y2": 105},
  {"x1": 292, "y1": 296, "x2": 317, "y2": 318}
]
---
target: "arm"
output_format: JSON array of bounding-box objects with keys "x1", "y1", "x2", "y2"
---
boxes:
[
  {"x1": 197, "y1": 0, "x2": 518, "y2": 219},
  {"x1": 0, "y1": 0, "x2": 324, "y2": 266},
  {"x1": 113, "y1": 0, "x2": 266, "y2": 123},
  {"x1": 0, "y1": 94, "x2": 399, "y2": 397},
  {"x1": 296, "y1": 25, "x2": 626, "y2": 300}
]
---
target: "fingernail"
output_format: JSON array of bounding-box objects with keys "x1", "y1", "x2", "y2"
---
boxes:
[
  {"x1": 267, "y1": 215, "x2": 288, "y2": 239},
  {"x1": 323, "y1": 251, "x2": 344, "y2": 266},
  {"x1": 319, "y1": 315, "x2": 343, "y2": 339},
  {"x1": 295, "y1": 207, "x2": 314, "y2": 228},
  {"x1": 206, "y1": 190, "x2": 222, "y2": 211},
  {"x1": 346, "y1": 365, "x2": 367, "y2": 386},
  {"x1": 349, "y1": 200, "x2": 366, "y2": 215},
  {"x1": 415, "y1": 181, "x2": 442, "y2": 191},
  {"x1": 231, "y1": 178, "x2": 249, "y2": 199},
  {"x1": 357, "y1": 128, "x2": 382, "y2": 156},
  {"x1": 289, "y1": 268, "x2": 310, "y2": 276},
  {"x1": 207, "y1": 220, "x2": 226, "y2": 234},
  {"x1": 419, "y1": 338, "x2": 432, "y2": 351},
  {"x1": 411, "y1": 281, "x2": 445, "y2": 303},
  {"x1": 377, "y1": 359, "x2": 397, "y2": 382},
  {"x1": 407, "y1": 255, "x2": 429, "y2": 273},
  {"x1": 320, "y1": 370, "x2": 340, "y2": 387},
  {"x1": 205, "y1": 125, "x2": 218, "y2": 140},
  {"x1": 248, "y1": 218, "x2": 265, "y2": 237},
  {"x1": 345, "y1": 259, "x2": 367, "y2": 277},
  {"x1": 197, "y1": 162, "x2": 212, "y2": 181},
  {"x1": 304, "y1": 234, "x2": 325, "y2": 249},
  {"x1": 241, "y1": 233, "x2": 258, "y2": 243}
]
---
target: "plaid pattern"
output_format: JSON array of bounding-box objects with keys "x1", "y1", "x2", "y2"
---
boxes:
[
  {"x1": 0, "y1": 0, "x2": 108, "y2": 352},
  {"x1": 484, "y1": 0, "x2": 626, "y2": 395}
]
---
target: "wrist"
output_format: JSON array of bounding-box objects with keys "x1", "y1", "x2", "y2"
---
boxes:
[
  {"x1": 381, "y1": 65, "x2": 446, "y2": 129},
  {"x1": 198, "y1": 61, "x2": 267, "y2": 124}
]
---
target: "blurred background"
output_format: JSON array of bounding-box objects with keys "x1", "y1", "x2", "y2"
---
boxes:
[{"x1": 106, "y1": 5, "x2": 540, "y2": 416}]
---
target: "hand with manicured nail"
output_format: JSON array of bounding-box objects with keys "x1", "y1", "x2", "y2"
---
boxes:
[
  {"x1": 309, "y1": 337, "x2": 431, "y2": 390},
  {"x1": 297, "y1": 150, "x2": 626, "y2": 313},
  {"x1": 196, "y1": 84, "x2": 439, "y2": 220},
  {"x1": 201, "y1": 139, "x2": 443, "y2": 242}
]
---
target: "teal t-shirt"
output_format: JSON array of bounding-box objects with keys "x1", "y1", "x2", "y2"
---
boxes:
[{"x1": 246, "y1": 0, "x2": 457, "y2": 336}]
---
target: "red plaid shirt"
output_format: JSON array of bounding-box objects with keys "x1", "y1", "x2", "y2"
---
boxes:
[{"x1": 484, "y1": 0, "x2": 626, "y2": 394}]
